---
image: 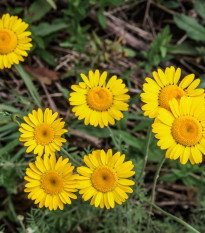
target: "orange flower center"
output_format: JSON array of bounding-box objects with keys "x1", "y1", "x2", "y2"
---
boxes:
[
  {"x1": 159, "y1": 85, "x2": 185, "y2": 110},
  {"x1": 91, "y1": 166, "x2": 117, "y2": 192},
  {"x1": 41, "y1": 171, "x2": 63, "y2": 194},
  {"x1": 34, "y1": 123, "x2": 54, "y2": 146},
  {"x1": 172, "y1": 116, "x2": 202, "y2": 146},
  {"x1": 0, "y1": 29, "x2": 17, "y2": 54},
  {"x1": 87, "y1": 87, "x2": 113, "y2": 111}
]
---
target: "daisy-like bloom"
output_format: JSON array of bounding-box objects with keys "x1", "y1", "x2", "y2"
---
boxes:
[
  {"x1": 141, "y1": 66, "x2": 204, "y2": 118},
  {"x1": 0, "y1": 13, "x2": 32, "y2": 69},
  {"x1": 24, "y1": 154, "x2": 78, "y2": 210},
  {"x1": 77, "y1": 149, "x2": 135, "y2": 209},
  {"x1": 69, "y1": 70, "x2": 130, "y2": 128},
  {"x1": 19, "y1": 108, "x2": 68, "y2": 156},
  {"x1": 152, "y1": 96, "x2": 205, "y2": 165}
]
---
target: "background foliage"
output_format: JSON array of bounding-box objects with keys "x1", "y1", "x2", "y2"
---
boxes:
[{"x1": 1, "y1": 0, "x2": 205, "y2": 232}]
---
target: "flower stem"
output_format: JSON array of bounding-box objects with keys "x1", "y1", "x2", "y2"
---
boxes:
[
  {"x1": 61, "y1": 147, "x2": 81, "y2": 166},
  {"x1": 146, "y1": 201, "x2": 200, "y2": 233},
  {"x1": 147, "y1": 155, "x2": 166, "y2": 231},
  {"x1": 138, "y1": 125, "x2": 152, "y2": 182},
  {"x1": 107, "y1": 126, "x2": 121, "y2": 152}
]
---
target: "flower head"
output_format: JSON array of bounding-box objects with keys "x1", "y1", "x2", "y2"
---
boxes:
[
  {"x1": 141, "y1": 66, "x2": 204, "y2": 118},
  {"x1": 77, "y1": 149, "x2": 135, "y2": 209},
  {"x1": 24, "y1": 154, "x2": 78, "y2": 210},
  {"x1": 19, "y1": 108, "x2": 68, "y2": 156},
  {"x1": 0, "y1": 13, "x2": 32, "y2": 69},
  {"x1": 69, "y1": 70, "x2": 130, "y2": 128},
  {"x1": 152, "y1": 96, "x2": 205, "y2": 164}
]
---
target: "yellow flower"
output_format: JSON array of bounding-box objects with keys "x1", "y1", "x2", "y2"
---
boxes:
[
  {"x1": 141, "y1": 66, "x2": 204, "y2": 118},
  {"x1": 152, "y1": 96, "x2": 205, "y2": 164},
  {"x1": 19, "y1": 108, "x2": 68, "y2": 156},
  {"x1": 77, "y1": 149, "x2": 135, "y2": 209},
  {"x1": 0, "y1": 13, "x2": 32, "y2": 69},
  {"x1": 69, "y1": 70, "x2": 130, "y2": 128},
  {"x1": 24, "y1": 154, "x2": 78, "y2": 210}
]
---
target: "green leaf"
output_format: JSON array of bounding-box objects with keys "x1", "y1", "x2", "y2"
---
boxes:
[
  {"x1": 34, "y1": 36, "x2": 45, "y2": 49},
  {"x1": 0, "y1": 105, "x2": 19, "y2": 113},
  {"x1": 0, "y1": 211, "x2": 7, "y2": 219},
  {"x1": 113, "y1": 130, "x2": 143, "y2": 150},
  {"x1": 59, "y1": 87, "x2": 70, "y2": 99},
  {"x1": 160, "y1": 173, "x2": 178, "y2": 182},
  {"x1": 169, "y1": 42, "x2": 199, "y2": 55},
  {"x1": 14, "y1": 64, "x2": 41, "y2": 108},
  {"x1": 0, "y1": 139, "x2": 20, "y2": 156},
  {"x1": 123, "y1": 48, "x2": 136, "y2": 57},
  {"x1": 36, "y1": 49, "x2": 57, "y2": 66},
  {"x1": 97, "y1": 9, "x2": 107, "y2": 28},
  {"x1": 195, "y1": 0, "x2": 205, "y2": 22},
  {"x1": 174, "y1": 14, "x2": 205, "y2": 42},
  {"x1": 32, "y1": 22, "x2": 67, "y2": 37},
  {"x1": 160, "y1": 47, "x2": 167, "y2": 58},
  {"x1": 0, "y1": 114, "x2": 11, "y2": 124},
  {"x1": 47, "y1": 0, "x2": 57, "y2": 9},
  {"x1": 164, "y1": 1, "x2": 180, "y2": 9},
  {"x1": 29, "y1": 0, "x2": 52, "y2": 22},
  {"x1": 76, "y1": 125, "x2": 109, "y2": 138},
  {"x1": 6, "y1": 7, "x2": 24, "y2": 15}
]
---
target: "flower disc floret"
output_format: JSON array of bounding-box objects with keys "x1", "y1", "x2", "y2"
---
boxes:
[
  {"x1": 152, "y1": 96, "x2": 205, "y2": 165},
  {"x1": 159, "y1": 85, "x2": 185, "y2": 110},
  {"x1": 141, "y1": 66, "x2": 204, "y2": 118},
  {"x1": 172, "y1": 116, "x2": 202, "y2": 147},
  {"x1": 91, "y1": 166, "x2": 117, "y2": 192},
  {"x1": 24, "y1": 154, "x2": 78, "y2": 211},
  {"x1": 77, "y1": 149, "x2": 135, "y2": 209},
  {"x1": 69, "y1": 70, "x2": 130, "y2": 128},
  {"x1": 34, "y1": 123, "x2": 55, "y2": 146},
  {"x1": 19, "y1": 108, "x2": 68, "y2": 156},
  {"x1": 41, "y1": 171, "x2": 63, "y2": 195},
  {"x1": 87, "y1": 87, "x2": 113, "y2": 111},
  {"x1": 0, "y1": 13, "x2": 32, "y2": 69},
  {"x1": 0, "y1": 29, "x2": 17, "y2": 54}
]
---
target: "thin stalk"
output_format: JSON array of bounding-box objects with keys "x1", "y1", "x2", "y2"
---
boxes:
[
  {"x1": 14, "y1": 63, "x2": 41, "y2": 108},
  {"x1": 61, "y1": 147, "x2": 81, "y2": 166},
  {"x1": 147, "y1": 155, "x2": 166, "y2": 231},
  {"x1": 107, "y1": 126, "x2": 121, "y2": 152},
  {"x1": 12, "y1": 114, "x2": 21, "y2": 127},
  {"x1": 146, "y1": 201, "x2": 200, "y2": 233},
  {"x1": 138, "y1": 126, "x2": 152, "y2": 182}
]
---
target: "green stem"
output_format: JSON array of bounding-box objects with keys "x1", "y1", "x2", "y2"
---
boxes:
[
  {"x1": 146, "y1": 201, "x2": 200, "y2": 233},
  {"x1": 147, "y1": 155, "x2": 166, "y2": 231},
  {"x1": 12, "y1": 114, "x2": 21, "y2": 127},
  {"x1": 107, "y1": 126, "x2": 121, "y2": 152},
  {"x1": 138, "y1": 126, "x2": 152, "y2": 182},
  {"x1": 61, "y1": 147, "x2": 81, "y2": 167},
  {"x1": 14, "y1": 63, "x2": 41, "y2": 108}
]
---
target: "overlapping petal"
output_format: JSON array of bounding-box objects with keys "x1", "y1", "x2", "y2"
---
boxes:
[
  {"x1": 69, "y1": 70, "x2": 130, "y2": 128},
  {"x1": 19, "y1": 108, "x2": 68, "y2": 156},
  {"x1": 77, "y1": 149, "x2": 135, "y2": 209}
]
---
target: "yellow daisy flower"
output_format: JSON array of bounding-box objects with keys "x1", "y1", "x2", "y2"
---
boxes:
[
  {"x1": 141, "y1": 66, "x2": 204, "y2": 118},
  {"x1": 152, "y1": 96, "x2": 205, "y2": 164},
  {"x1": 24, "y1": 154, "x2": 78, "y2": 210},
  {"x1": 69, "y1": 70, "x2": 130, "y2": 128},
  {"x1": 19, "y1": 108, "x2": 68, "y2": 156},
  {"x1": 77, "y1": 149, "x2": 135, "y2": 209},
  {"x1": 0, "y1": 13, "x2": 32, "y2": 69}
]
